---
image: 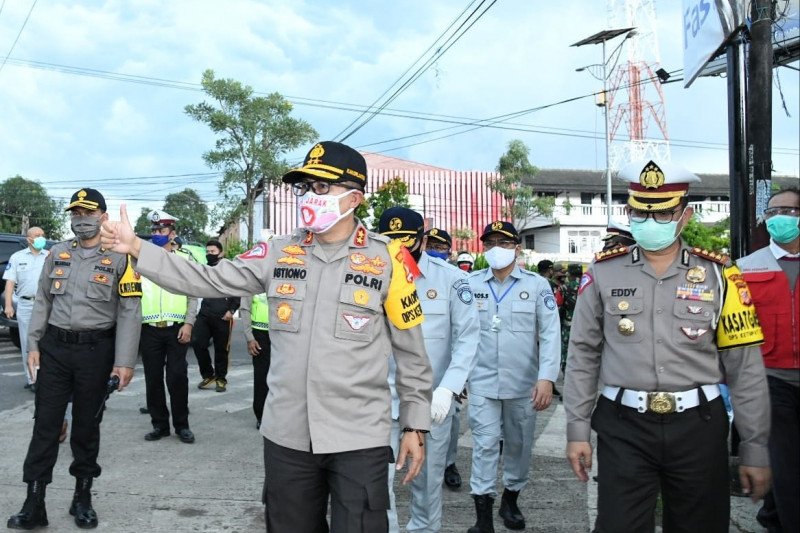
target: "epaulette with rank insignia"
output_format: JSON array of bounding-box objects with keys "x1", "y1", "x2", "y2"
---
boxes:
[
  {"x1": 689, "y1": 247, "x2": 729, "y2": 265},
  {"x1": 594, "y1": 245, "x2": 630, "y2": 262}
]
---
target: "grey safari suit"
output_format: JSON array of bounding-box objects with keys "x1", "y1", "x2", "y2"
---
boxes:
[
  {"x1": 134, "y1": 222, "x2": 432, "y2": 453},
  {"x1": 565, "y1": 241, "x2": 770, "y2": 531}
]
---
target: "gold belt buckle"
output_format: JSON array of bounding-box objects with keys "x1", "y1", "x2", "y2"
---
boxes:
[
  {"x1": 155, "y1": 321, "x2": 168, "y2": 328},
  {"x1": 647, "y1": 392, "x2": 676, "y2": 414}
]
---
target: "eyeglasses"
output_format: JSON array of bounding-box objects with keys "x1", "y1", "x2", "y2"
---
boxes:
[
  {"x1": 764, "y1": 206, "x2": 800, "y2": 217},
  {"x1": 628, "y1": 208, "x2": 682, "y2": 224},
  {"x1": 483, "y1": 239, "x2": 517, "y2": 249},
  {"x1": 426, "y1": 243, "x2": 451, "y2": 253},
  {"x1": 291, "y1": 180, "x2": 358, "y2": 197}
]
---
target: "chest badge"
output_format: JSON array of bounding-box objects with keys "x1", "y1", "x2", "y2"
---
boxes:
[
  {"x1": 343, "y1": 314, "x2": 370, "y2": 331},
  {"x1": 617, "y1": 318, "x2": 635, "y2": 336},
  {"x1": 282, "y1": 245, "x2": 306, "y2": 256},
  {"x1": 519, "y1": 291, "x2": 529, "y2": 300},
  {"x1": 92, "y1": 274, "x2": 109, "y2": 284},
  {"x1": 353, "y1": 289, "x2": 370, "y2": 306},
  {"x1": 100, "y1": 257, "x2": 113, "y2": 266},
  {"x1": 277, "y1": 256, "x2": 305, "y2": 266},
  {"x1": 426, "y1": 289, "x2": 437, "y2": 299},
  {"x1": 686, "y1": 266, "x2": 706, "y2": 283},
  {"x1": 275, "y1": 283, "x2": 296, "y2": 296},
  {"x1": 686, "y1": 305, "x2": 703, "y2": 314},
  {"x1": 58, "y1": 252, "x2": 71, "y2": 260},
  {"x1": 54, "y1": 268, "x2": 64, "y2": 276},
  {"x1": 276, "y1": 303, "x2": 293, "y2": 323},
  {"x1": 617, "y1": 300, "x2": 630, "y2": 311},
  {"x1": 54, "y1": 280, "x2": 62, "y2": 290},
  {"x1": 680, "y1": 327, "x2": 708, "y2": 340}
]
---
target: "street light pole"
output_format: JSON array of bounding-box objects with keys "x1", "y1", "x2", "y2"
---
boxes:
[
  {"x1": 602, "y1": 39, "x2": 612, "y2": 226},
  {"x1": 571, "y1": 27, "x2": 635, "y2": 228}
]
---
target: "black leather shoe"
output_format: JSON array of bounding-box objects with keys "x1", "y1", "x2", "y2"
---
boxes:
[
  {"x1": 69, "y1": 478, "x2": 98, "y2": 529},
  {"x1": 177, "y1": 428, "x2": 195, "y2": 444},
  {"x1": 444, "y1": 463, "x2": 462, "y2": 489},
  {"x1": 7, "y1": 480, "x2": 48, "y2": 530},
  {"x1": 144, "y1": 428, "x2": 170, "y2": 441},
  {"x1": 499, "y1": 488, "x2": 525, "y2": 530}
]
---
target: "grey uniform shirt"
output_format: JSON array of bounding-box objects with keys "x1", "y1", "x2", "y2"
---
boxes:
[
  {"x1": 564, "y1": 241, "x2": 770, "y2": 467},
  {"x1": 4, "y1": 247, "x2": 49, "y2": 298},
  {"x1": 135, "y1": 222, "x2": 433, "y2": 454},
  {"x1": 27, "y1": 239, "x2": 142, "y2": 368}
]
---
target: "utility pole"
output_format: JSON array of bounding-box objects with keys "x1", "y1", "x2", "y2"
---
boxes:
[
  {"x1": 21, "y1": 215, "x2": 30, "y2": 234},
  {"x1": 746, "y1": 0, "x2": 774, "y2": 253},
  {"x1": 726, "y1": 32, "x2": 749, "y2": 260}
]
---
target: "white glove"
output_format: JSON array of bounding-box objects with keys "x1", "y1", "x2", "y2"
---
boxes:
[{"x1": 431, "y1": 387, "x2": 454, "y2": 424}]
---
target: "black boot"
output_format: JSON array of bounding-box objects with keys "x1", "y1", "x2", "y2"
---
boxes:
[
  {"x1": 467, "y1": 494, "x2": 494, "y2": 533},
  {"x1": 69, "y1": 477, "x2": 98, "y2": 529},
  {"x1": 499, "y1": 488, "x2": 525, "y2": 530},
  {"x1": 7, "y1": 481, "x2": 48, "y2": 530}
]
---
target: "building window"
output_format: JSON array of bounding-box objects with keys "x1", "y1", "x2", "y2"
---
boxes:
[
  {"x1": 580, "y1": 193, "x2": 593, "y2": 205},
  {"x1": 525, "y1": 235, "x2": 535, "y2": 250}
]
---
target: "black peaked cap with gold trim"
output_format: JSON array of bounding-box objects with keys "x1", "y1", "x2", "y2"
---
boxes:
[
  {"x1": 282, "y1": 141, "x2": 367, "y2": 189},
  {"x1": 619, "y1": 159, "x2": 700, "y2": 212},
  {"x1": 378, "y1": 207, "x2": 424, "y2": 237},
  {"x1": 65, "y1": 188, "x2": 107, "y2": 212},
  {"x1": 425, "y1": 228, "x2": 452, "y2": 247},
  {"x1": 480, "y1": 220, "x2": 520, "y2": 243}
]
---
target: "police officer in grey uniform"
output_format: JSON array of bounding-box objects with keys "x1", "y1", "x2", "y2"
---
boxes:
[
  {"x1": 100, "y1": 141, "x2": 432, "y2": 533},
  {"x1": 380, "y1": 210, "x2": 479, "y2": 533},
  {"x1": 7, "y1": 188, "x2": 142, "y2": 530},
  {"x1": 466, "y1": 221, "x2": 561, "y2": 532},
  {"x1": 565, "y1": 160, "x2": 771, "y2": 532}
]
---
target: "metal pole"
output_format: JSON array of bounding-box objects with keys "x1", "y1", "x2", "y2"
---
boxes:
[
  {"x1": 727, "y1": 34, "x2": 749, "y2": 260},
  {"x1": 746, "y1": 0, "x2": 773, "y2": 252},
  {"x1": 603, "y1": 39, "x2": 612, "y2": 226}
]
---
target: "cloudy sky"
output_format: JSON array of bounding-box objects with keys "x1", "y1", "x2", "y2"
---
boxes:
[{"x1": 0, "y1": 0, "x2": 797, "y2": 218}]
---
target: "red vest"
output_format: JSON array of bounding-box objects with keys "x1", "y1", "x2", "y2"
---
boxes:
[{"x1": 738, "y1": 247, "x2": 800, "y2": 369}]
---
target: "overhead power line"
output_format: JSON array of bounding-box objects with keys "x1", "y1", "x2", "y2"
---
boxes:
[
  {"x1": 336, "y1": 0, "x2": 499, "y2": 142},
  {"x1": 0, "y1": 0, "x2": 38, "y2": 76}
]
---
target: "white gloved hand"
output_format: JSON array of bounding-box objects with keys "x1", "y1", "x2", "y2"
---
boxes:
[{"x1": 431, "y1": 387, "x2": 454, "y2": 424}]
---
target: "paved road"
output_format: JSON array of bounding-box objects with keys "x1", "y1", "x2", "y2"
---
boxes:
[{"x1": 0, "y1": 321, "x2": 766, "y2": 532}]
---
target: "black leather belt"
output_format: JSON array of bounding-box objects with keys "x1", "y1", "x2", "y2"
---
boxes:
[
  {"x1": 20, "y1": 296, "x2": 35, "y2": 300},
  {"x1": 47, "y1": 325, "x2": 114, "y2": 344}
]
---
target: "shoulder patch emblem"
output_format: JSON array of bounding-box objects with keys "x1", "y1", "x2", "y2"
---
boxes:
[
  {"x1": 578, "y1": 272, "x2": 594, "y2": 295},
  {"x1": 690, "y1": 247, "x2": 729, "y2": 265},
  {"x1": 457, "y1": 283, "x2": 473, "y2": 305},
  {"x1": 240, "y1": 243, "x2": 268, "y2": 260},
  {"x1": 594, "y1": 246, "x2": 630, "y2": 262}
]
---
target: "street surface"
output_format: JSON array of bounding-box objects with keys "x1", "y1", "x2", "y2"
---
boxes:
[{"x1": 0, "y1": 322, "x2": 765, "y2": 532}]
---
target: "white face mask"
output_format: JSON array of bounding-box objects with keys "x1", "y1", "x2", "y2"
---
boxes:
[
  {"x1": 484, "y1": 246, "x2": 516, "y2": 270},
  {"x1": 298, "y1": 189, "x2": 355, "y2": 234}
]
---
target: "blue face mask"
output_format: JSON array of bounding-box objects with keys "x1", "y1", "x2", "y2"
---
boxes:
[
  {"x1": 32, "y1": 236, "x2": 47, "y2": 250},
  {"x1": 630, "y1": 218, "x2": 680, "y2": 251},
  {"x1": 766, "y1": 215, "x2": 800, "y2": 244},
  {"x1": 426, "y1": 250, "x2": 450, "y2": 261},
  {"x1": 151, "y1": 234, "x2": 171, "y2": 247}
]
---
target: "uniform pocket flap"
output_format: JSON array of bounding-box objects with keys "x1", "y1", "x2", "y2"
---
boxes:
[
  {"x1": 422, "y1": 298, "x2": 447, "y2": 316},
  {"x1": 511, "y1": 300, "x2": 535, "y2": 314},
  {"x1": 339, "y1": 284, "x2": 382, "y2": 312},
  {"x1": 744, "y1": 271, "x2": 776, "y2": 283},
  {"x1": 605, "y1": 297, "x2": 644, "y2": 315}
]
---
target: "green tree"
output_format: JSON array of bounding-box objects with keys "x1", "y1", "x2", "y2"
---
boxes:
[
  {"x1": 451, "y1": 227, "x2": 476, "y2": 251},
  {"x1": 0, "y1": 175, "x2": 65, "y2": 239},
  {"x1": 491, "y1": 139, "x2": 555, "y2": 229},
  {"x1": 681, "y1": 216, "x2": 730, "y2": 252},
  {"x1": 163, "y1": 188, "x2": 209, "y2": 244},
  {"x1": 134, "y1": 207, "x2": 154, "y2": 236},
  {"x1": 354, "y1": 177, "x2": 411, "y2": 231},
  {"x1": 185, "y1": 69, "x2": 318, "y2": 245}
]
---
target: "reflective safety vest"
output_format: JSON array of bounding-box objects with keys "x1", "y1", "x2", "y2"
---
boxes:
[
  {"x1": 251, "y1": 293, "x2": 269, "y2": 331},
  {"x1": 141, "y1": 276, "x2": 189, "y2": 323}
]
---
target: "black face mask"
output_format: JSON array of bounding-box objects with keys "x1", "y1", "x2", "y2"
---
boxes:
[{"x1": 206, "y1": 254, "x2": 220, "y2": 266}]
